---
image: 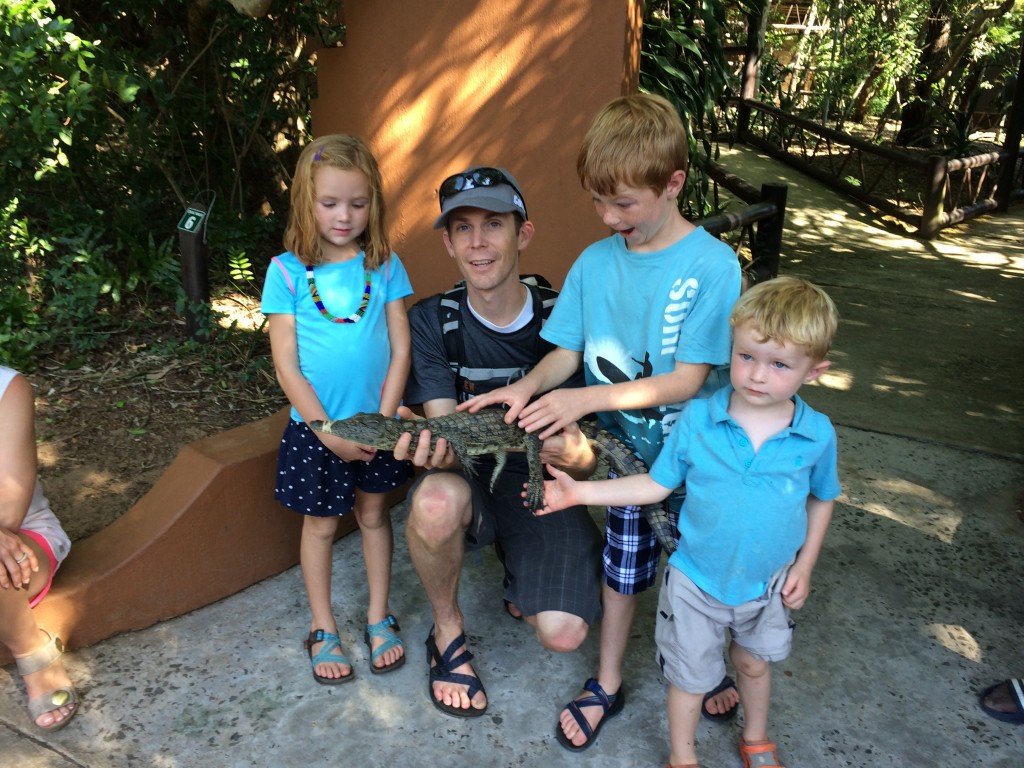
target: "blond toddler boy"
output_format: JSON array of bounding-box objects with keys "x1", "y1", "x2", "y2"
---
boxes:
[{"x1": 539, "y1": 276, "x2": 841, "y2": 768}]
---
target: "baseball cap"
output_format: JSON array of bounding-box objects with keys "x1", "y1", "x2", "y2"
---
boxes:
[{"x1": 433, "y1": 166, "x2": 529, "y2": 229}]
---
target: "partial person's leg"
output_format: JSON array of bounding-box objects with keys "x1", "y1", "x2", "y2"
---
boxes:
[
  {"x1": 667, "y1": 684, "x2": 704, "y2": 767},
  {"x1": 405, "y1": 472, "x2": 485, "y2": 712},
  {"x1": 353, "y1": 489, "x2": 403, "y2": 669},
  {"x1": 731, "y1": 642, "x2": 778, "y2": 759},
  {"x1": 557, "y1": 585, "x2": 636, "y2": 747},
  {"x1": 300, "y1": 514, "x2": 350, "y2": 680},
  {"x1": 0, "y1": 534, "x2": 76, "y2": 728}
]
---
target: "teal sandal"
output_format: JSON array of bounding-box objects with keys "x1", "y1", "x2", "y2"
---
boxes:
[
  {"x1": 305, "y1": 629, "x2": 354, "y2": 685},
  {"x1": 364, "y1": 614, "x2": 405, "y2": 674}
]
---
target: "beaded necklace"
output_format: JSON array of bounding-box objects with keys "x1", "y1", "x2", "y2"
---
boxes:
[{"x1": 306, "y1": 264, "x2": 372, "y2": 324}]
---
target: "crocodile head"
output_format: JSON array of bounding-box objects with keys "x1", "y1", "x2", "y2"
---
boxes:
[{"x1": 309, "y1": 412, "x2": 401, "y2": 447}]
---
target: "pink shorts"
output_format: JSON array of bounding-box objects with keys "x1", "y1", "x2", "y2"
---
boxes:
[{"x1": 21, "y1": 530, "x2": 59, "y2": 608}]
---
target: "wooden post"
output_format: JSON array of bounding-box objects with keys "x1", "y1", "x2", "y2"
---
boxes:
[
  {"x1": 751, "y1": 182, "x2": 787, "y2": 283},
  {"x1": 919, "y1": 155, "x2": 947, "y2": 239},
  {"x1": 176, "y1": 199, "x2": 211, "y2": 341},
  {"x1": 996, "y1": 35, "x2": 1024, "y2": 212}
]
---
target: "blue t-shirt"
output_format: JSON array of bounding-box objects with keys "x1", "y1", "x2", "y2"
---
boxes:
[
  {"x1": 650, "y1": 385, "x2": 842, "y2": 605},
  {"x1": 541, "y1": 227, "x2": 740, "y2": 468},
  {"x1": 261, "y1": 251, "x2": 413, "y2": 422}
]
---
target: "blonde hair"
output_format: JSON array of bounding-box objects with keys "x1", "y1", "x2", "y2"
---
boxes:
[
  {"x1": 283, "y1": 134, "x2": 390, "y2": 269},
  {"x1": 730, "y1": 276, "x2": 839, "y2": 361},
  {"x1": 577, "y1": 93, "x2": 690, "y2": 196}
]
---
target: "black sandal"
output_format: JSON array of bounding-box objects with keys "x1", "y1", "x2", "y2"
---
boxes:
[{"x1": 425, "y1": 627, "x2": 487, "y2": 718}]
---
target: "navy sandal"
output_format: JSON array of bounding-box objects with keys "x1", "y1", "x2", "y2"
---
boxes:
[
  {"x1": 305, "y1": 629, "x2": 354, "y2": 685},
  {"x1": 979, "y1": 678, "x2": 1024, "y2": 724},
  {"x1": 555, "y1": 677, "x2": 625, "y2": 752},
  {"x1": 425, "y1": 627, "x2": 487, "y2": 718},
  {"x1": 364, "y1": 614, "x2": 405, "y2": 675},
  {"x1": 702, "y1": 674, "x2": 739, "y2": 722}
]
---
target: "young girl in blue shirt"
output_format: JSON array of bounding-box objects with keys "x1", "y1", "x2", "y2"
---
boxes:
[{"x1": 262, "y1": 134, "x2": 414, "y2": 684}]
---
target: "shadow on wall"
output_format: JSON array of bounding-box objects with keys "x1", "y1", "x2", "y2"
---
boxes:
[{"x1": 312, "y1": 0, "x2": 642, "y2": 299}]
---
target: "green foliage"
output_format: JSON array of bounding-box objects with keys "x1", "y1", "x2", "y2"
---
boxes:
[
  {"x1": 640, "y1": 1, "x2": 747, "y2": 217},
  {"x1": 0, "y1": 1, "x2": 342, "y2": 371}
]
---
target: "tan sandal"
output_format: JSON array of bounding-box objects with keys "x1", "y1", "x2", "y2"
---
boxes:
[{"x1": 15, "y1": 631, "x2": 79, "y2": 732}]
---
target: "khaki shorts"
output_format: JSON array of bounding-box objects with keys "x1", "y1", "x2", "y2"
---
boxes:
[{"x1": 654, "y1": 565, "x2": 794, "y2": 694}]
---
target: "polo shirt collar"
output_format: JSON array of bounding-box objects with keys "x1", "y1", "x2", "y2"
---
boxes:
[{"x1": 708, "y1": 385, "x2": 819, "y2": 440}]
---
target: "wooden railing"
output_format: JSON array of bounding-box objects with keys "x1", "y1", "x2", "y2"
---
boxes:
[
  {"x1": 694, "y1": 158, "x2": 788, "y2": 284},
  {"x1": 732, "y1": 98, "x2": 1024, "y2": 238}
]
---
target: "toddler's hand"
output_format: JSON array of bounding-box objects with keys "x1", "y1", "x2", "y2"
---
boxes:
[
  {"x1": 781, "y1": 563, "x2": 813, "y2": 610},
  {"x1": 524, "y1": 464, "x2": 578, "y2": 516}
]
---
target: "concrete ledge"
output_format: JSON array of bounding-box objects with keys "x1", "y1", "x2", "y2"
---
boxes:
[{"x1": 2, "y1": 409, "x2": 387, "y2": 665}]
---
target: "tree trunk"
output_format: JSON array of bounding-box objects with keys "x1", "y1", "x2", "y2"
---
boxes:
[{"x1": 896, "y1": 0, "x2": 951, "y2": 147}]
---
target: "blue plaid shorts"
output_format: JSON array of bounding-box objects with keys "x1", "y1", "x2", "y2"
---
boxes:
[{"x1": 603, "y1": 469, "x2": 680, "y2": 595}]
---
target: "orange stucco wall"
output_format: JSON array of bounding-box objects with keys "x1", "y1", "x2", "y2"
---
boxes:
[{"x1": 312, "y1": 0, "x2": 642, "y2": 300}]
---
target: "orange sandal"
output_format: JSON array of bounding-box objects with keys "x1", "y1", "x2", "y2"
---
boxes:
[{"x1": 739, "y1": 737, "x2": 785, "y2": 768}]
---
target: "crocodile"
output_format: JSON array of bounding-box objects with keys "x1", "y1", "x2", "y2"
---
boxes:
[{"x1": 310, "y1": 409, "x2": 677, "y2": 554}]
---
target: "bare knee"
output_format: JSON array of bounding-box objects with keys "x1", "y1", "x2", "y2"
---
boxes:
[
  {"x1": 534, "y1": 612, "x2": 589, "y2": 653},
  {"x1": 303, "y1": 515, "x2": 339, "y2": 542},
  {"x1": 406, "y1": 475, "x2": 470, "y2": 547},
  {"x1": 730, "y1": 643, "x2": 770, "y2": 678}
]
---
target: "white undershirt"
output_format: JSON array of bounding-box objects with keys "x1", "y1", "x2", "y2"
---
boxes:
[{"x1": 466, "y1": 289, "x2": 534, "y2": 333}]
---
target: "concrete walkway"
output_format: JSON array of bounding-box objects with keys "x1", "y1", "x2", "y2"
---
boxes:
[{"x1": 2, "y1": 146, "x2": 1022, "y2": 767}]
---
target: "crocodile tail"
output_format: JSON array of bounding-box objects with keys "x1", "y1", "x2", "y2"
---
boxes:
[{"x1": 642, "y1": 503, "x2": 678, "y2": 555}]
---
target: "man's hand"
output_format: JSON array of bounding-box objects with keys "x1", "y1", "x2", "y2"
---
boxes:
[
  {"x1": 391, "y1": 407, "x2": 458, "y2": 470},
  {"x1": 539, "y1": 422, "x2": 597, "y2": 479},
  {"x1": 457, "y1": 378, "x2": 536, "y2": 423},
  {"x1": 781, "y1": 562, "x2": 813, "y2": 610},
  {"x1": 0, "y1": 527, "x2": 36, "y2": 590},
  {"x1": 518, "y1": 388, "x2": 591, "y2": 439}
]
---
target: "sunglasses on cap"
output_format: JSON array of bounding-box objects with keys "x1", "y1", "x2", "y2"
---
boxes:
[{"x1": 438, "y1": 167, "x2": 527, "y2": 213}]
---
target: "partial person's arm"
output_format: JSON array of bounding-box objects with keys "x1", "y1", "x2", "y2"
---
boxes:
[
  {"x1": 458, "y1": 347, "x2": 583, "y2": 423},
  {"x1": 378, "y1": 298, "x2": 411, "y2": 418},
  {"x1": 518, "y1": 360, "x2": 711, "y2": 440},
  {"x1": 536, "y1": 465, "x2": 672, "y2": 516},
  {"x1": 780, "y1": 496, "x2": 834, "y2": 610},
  {"x1": 538, "y1": 422, "x2": 597, "y2": 480},
  {"x1": 0, "y1": 373, "x2": 41, "y2": 586},
  {"x1": 267, "y1": 314, "x2": 375, "y2": 462}
]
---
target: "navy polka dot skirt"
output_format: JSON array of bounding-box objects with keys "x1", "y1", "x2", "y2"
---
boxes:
[{"x1": 274, "y1": 419, "x2": 413, "y2": 517}]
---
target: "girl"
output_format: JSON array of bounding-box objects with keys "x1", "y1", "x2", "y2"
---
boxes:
[
  {"x1": 262, "y1": 134, "x2": 414, "y2": 684},
  {"x1": 0, "y1": 366, "x2": 78, "y2": 731}
]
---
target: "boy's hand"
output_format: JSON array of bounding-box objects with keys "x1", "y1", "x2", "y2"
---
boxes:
[
  {"x1": 457, "y1": 379, "x2": 536, "y2": 423},
  {"x1": 526, "y1": 464, "x2": 579, "y2": 516},
  {"x1": 317, "y1": 431, "x2": 376, "y2": 462},
  {"x1": 518, "y1": 389, "x2": 589, "y2": 440},
  {"x1": 781, "y1": 562, "x2": 813, "y2": 610}
]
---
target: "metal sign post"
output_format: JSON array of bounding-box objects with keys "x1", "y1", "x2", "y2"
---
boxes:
[{"x1": 176, "y1": 192, "x2": 215, "y2": 341}]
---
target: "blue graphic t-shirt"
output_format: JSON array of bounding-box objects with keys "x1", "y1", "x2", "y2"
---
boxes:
[
  {"x1": 261, "y1": 251, "x2": 413, "y2": 422},
  {"x1": 541, "y1": 227, "x2": 740, "y2": 469}
]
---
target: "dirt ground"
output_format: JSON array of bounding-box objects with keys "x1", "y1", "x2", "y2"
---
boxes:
[{"x1": 26, "y1": 296, "x2": 285, "y2": 542}]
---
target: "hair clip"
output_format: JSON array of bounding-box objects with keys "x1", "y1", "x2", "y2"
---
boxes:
[{"x1": 313, "y1": 147, "x2": 324, "y2": 162}]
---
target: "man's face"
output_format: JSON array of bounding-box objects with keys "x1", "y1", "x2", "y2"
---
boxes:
[{"x1": 442, "y1": 208, "x2": 533, "y2": 294}]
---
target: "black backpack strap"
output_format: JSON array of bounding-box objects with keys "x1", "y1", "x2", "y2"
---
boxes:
[{"x1": 439, "y1": 275, "x2": 555, "y2": 399}]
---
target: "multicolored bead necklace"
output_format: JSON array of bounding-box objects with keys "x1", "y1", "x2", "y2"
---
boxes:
[{"x1": 306, "y1": 265, "x2": 372, "y2": 323}]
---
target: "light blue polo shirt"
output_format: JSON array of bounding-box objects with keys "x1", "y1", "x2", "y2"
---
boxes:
[{"x1": 650, "y1": 385, "x2": 841, "y2": 605}]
